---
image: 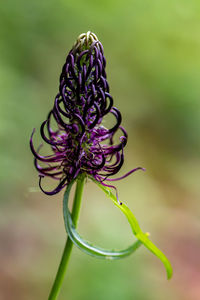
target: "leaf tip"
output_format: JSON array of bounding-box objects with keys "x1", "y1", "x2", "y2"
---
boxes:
[{"x1": 166, "y1": 263, "x2": 173, "y2": 280}]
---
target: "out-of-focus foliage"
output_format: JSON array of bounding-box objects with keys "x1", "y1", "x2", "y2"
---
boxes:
[{"x1": 0, "y1": 1, "x2": 200, "y2": 299}]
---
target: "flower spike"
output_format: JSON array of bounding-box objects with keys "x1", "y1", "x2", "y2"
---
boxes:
[{"x1": 30, "y1": 32, "x2": 141, "y2": 195}]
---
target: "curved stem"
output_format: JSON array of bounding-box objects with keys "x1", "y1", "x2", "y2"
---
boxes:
[{"x1": 48, "y1": 174, "x2": 85, "y2": 300}]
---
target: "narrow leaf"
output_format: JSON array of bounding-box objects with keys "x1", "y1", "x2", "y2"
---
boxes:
[
  {"x1": 93, "y1": 179, "x2": 173, "y2": 279},
  {"x1": 63, "y1": 179, "x2": 144, "y2": 260}
]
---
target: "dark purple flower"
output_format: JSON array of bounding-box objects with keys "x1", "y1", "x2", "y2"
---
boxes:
[{"x1": 30, "y1": 32, "x2": 144, "y2": 197}]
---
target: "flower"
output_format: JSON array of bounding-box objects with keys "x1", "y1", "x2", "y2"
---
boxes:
[{"x1": 30, "y1": 32, "x2": 144, "y2": 198}]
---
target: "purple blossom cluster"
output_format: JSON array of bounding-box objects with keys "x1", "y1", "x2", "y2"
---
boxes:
[{"x1": 30, "y1": 32, "x2": 143, "y2": 196}]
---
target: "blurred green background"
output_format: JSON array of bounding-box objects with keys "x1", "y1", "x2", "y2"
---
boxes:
[{"x1": 1, "y1": 0, "x2": 200, "y2": 299}]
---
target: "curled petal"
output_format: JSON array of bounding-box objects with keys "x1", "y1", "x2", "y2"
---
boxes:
[
  {"x1": 30, "y1": 130, "x2": 64, "y2": 163},
  {"x1": 39, "y1": 175, "x2": 68, "y2": 195},
  {"x1": 84, "y1": 154, "x2": 106, "y2": 170},
  {"x1": 88, "y1": 103, "x2": 100, "y2": 129},
  {"x1": 103, "y1": 92, "x2": 113, "y2": 115},
  {"x1": 108, "y1": 107, "x2": 122, "y2": 133},
  {"x1": 105, "y1": 167, "x2": 146, "y2": 181},
  {"x1": 77, "y1": 50, "x2": 89, "y2": 69},
  {"x1": 34, "y1": 159, "x2": 63, "y2": 179},
  {"x1": 40, "y1": 120, "x2": 63, "y2": 147}
]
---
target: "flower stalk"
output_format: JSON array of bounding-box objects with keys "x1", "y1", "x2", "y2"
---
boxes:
[{"x1": 48, "y1": 174, "x2": 85, "y2": 300}]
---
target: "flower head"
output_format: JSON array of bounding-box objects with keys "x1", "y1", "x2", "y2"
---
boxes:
[{"x1": 30, "y1": 32, "x2": 143, "y2": 196}]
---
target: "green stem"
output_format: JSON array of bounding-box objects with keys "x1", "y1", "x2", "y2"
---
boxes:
[{"x1": 48, "y1": 174, "x2": 85, "y2": 300}]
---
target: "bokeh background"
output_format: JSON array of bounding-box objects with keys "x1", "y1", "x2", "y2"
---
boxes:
[{"x1": 1, "y1": 0, "x2": 200, "y2": 299}]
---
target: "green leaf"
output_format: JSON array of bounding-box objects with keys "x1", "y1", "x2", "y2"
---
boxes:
[
  {"x1": 63, "y1": 179, "x2": 144, "y2": 260},
  {"x1": 92, "y1": 179, "x2": 173, "y2": 279}
]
